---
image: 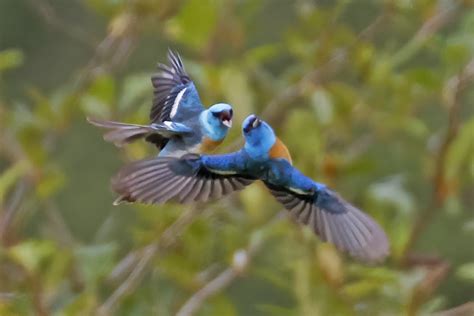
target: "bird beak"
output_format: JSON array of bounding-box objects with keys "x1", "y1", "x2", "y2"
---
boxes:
[
  {"x1": 243, "y1": 115, "x2": 260, "y2": 133},
  {"x1": 222, "y1": 119, "x2": 232, "y2": 128},
  {"x1": 219, "y1": 110, "x2": 233, "y2": 128},
  {"x1": 252, "y1": 117, "x2": 260, "y2": 128}
]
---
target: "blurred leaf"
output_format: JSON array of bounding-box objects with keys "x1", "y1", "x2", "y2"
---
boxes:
[
  {"x1": 199, "y1": 296, "x2": 237, "y2": 316},
  {"x1": 167, "y1": 0, "x2": 218, "y2": 49},
  {"x1": 456, "y1": 262, "x2": 474, "y2": 283},
  {"x1": 220, "y1": 66, "x2": 255, "y2": 122},
  {"x1": 59, "y1": 292, "x2": 97, "y2": 316},
  {"x1": 446, "y1": 116, "x2": 474, "y2": 180},
  {"x1": 368, "y1": 175, "x2": 415, "y2": 215},
  {"x1": 118, "y1": 73, "x2": 151, "y2": 113},
  {"x1": 84, "y1": 0, "x2": 125, "y2": 16},
  {"x1": 8, "y1": 240, "x2": 56, "y2": 274},
  {"x1": 80, "y1": 74, "x2": 116, "y2": 117},
  {"x1": 74, "y1": 243, "x2": 118, "y2": 289},
  {"x1": 310, "y1": 88, "x2": 334, "y2": 125},
  {"x1": 37, "y1": 167, "x2": 66, "y2": 199},
  {"x1": 0, "y1": 49, "x2": 24, "y2": 72},
  {"x1": 0, "y1": 160, "x2": 29, "y2": 204},
  {"x1": 316, "y1": 243, "x2": 344, "y2": 287}
]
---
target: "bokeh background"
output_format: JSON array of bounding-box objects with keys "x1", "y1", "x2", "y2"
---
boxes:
[{"x1": 1, "y1": 0, "x2": 473, "y2": 315}]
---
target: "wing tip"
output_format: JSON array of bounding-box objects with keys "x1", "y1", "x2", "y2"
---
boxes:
[{"x1": 352, "y1": 224, "x2": 390, "y2": 264}]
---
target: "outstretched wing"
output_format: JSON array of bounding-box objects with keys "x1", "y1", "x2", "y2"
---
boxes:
[
  {"x1": 265, "y1": 183, "x2": 389, "y2": 263},
  {"x1": 150, "y1": 49, "x2": 204, "y2": 124},
  {"x1": 112, "y1": 154, "x2": 254, "y2": 205}
]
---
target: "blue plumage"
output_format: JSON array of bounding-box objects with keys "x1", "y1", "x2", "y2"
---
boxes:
[
  {"x1": 112, "y1": 114, "x2": 390, "y2": 263},
  {"x1": 88, "y1": 49, "x2": 233, "y2": 157}
]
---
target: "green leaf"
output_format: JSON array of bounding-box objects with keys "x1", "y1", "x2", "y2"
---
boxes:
[
  {"x1": 36, "y1": 167, "x2": 66, "y2": 199},
  {"x1": 74, "y1": 243, "x2": 118, "y2": 288},
  {"x1": 0, "y1": 49, "x2": 24, "y2": 72},
  {"x1": 0, "y1": 160, "x2": 29, "y2": 204},
  {"x1": 446, "y1": 117, "x2": 474, "y2": 180},
  {"x1": 8, "y1": 240, "x2": 57, "y2": 274},
  {"x1": 118, "y1": 73, "x2": 151, "y2": 113},
  {"x1": 456, "y1": 262, "x2": 474, "y2": 282},
  {"x1": 167, "y1": 0, "x2": 218, "y2": 49}
]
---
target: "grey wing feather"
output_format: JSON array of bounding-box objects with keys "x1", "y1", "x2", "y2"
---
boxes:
[
  {"x1": 112, "y1": 155, "x2": 254, "y2": 205},
  {"x1": 266, "y1": 184, "x2": 389, "y2": 264}
]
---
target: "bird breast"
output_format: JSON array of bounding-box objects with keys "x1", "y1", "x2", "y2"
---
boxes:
[{"x1": 268, "y1": 138, "x2": 293, "y2": 164}]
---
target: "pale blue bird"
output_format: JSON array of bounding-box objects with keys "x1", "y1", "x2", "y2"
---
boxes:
[{"x1": 88, "y1": 49, "x2": 233, "y2": 157}]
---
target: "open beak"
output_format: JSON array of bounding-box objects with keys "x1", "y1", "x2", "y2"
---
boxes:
[
  {"x1": 219, "y1": 110, "x2": 233, "y2": 128},
  {"x1": 222, "y1": 119, "x2": 232, "y2": 128}
]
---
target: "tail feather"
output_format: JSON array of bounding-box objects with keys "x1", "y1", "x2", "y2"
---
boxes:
[{"x1": 87, "y1": 117, "x2": 161, "y2": 147}]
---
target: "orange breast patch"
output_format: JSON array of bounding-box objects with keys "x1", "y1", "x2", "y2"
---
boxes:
[
  {"x1": 269, "y1": 138, "x2": 292, "y2": 164},
  {"x1": 200, "y1": 137, "x2": 224, "y2": 153}
]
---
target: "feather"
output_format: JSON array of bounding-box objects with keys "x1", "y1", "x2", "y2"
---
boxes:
[
  {"x1": 112, "y1": 155, "x2": 254, "y2": 206},
  {"x1": 265, "y1": 184, "x2": 389, "y2": 263},
  {"x1": 150, "y1": 49, "x2": 203, "y2": 125}
]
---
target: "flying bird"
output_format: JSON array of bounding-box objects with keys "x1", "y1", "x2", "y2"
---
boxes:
[
  {"x1": 88, "y1": 49, "x2": 233, "y2": 157},
  {"x1": 112, "y1": 114, "x2": 389, "y2": 263}
]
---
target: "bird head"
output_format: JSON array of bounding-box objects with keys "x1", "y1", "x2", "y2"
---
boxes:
[
  {"x1": 208, "y1": 103, "x2": 233, "y2": 128},
  {"x1": 242, "y1": 114, "x2": 276, "y2": 158},
  {"x1": 202, "y1": 103, "x2": 233, "y2": 141}
]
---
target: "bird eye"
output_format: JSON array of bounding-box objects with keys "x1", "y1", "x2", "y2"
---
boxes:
[
  {"x1": 212, "y1": 112, "x2": 220, "y2": 118},
  {"x1": 229, "y1": 109, "x2": 233, "y2": 116}
]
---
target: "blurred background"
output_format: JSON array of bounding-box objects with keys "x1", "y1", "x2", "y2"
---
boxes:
[{"x1": 1, "y1": 0, "x2": 473, "y2": 315}]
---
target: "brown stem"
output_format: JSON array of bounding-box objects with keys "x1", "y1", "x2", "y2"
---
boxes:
[
  {"x1": 98, "y1": 205, "x2": 202, "y2": 316},
  {"x1": 401, "y1": 57, "x2": 474, "y2": 264}
]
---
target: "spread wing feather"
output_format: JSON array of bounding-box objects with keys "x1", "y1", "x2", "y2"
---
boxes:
[
  {"x1": 150, "y1": 49, "x2": 203, "y2": 124},
  {"x1": 112, "y1": 155, "x2": 254, "y2": 205},
  {"x1": 266, "y1": 184, "x2": 389, "y2": 263}
]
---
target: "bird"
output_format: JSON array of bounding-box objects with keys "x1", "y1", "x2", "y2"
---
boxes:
[
  {"x1": 111, "y1": 114, "x2": 390, "y2": 263},
  {"x1": 87, "y1": 49, "x2": 233, "y2": 157}
]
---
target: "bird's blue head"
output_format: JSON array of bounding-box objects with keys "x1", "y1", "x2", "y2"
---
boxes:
[
  {"x1": 201, "y1": 103, "x2": 233, "y2": 141},
  {"x1": 242, "y1": 114, "x2": 276, "y2": 159}
]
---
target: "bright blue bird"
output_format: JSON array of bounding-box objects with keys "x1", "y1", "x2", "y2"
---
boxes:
[
  {"x1": 112, "y1": 114, "x2": 389, "y2": 263},
  {"x1": 88, "y1": 49, "x2": 233, "y2": 157}
]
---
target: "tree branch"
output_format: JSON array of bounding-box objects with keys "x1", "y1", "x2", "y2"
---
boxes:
[
  {"x1": 176, "y1": 212, "x2": 285, "y2": 316},
  {"x1": 98, "y1": 205, "x2": 203, "y2": 316},
  {"x1": 401, "y1": 56, "x2": 474, "y2": 264},
  {"x1": 28, "y1": 0, "x2": 98, "y2": 48}
]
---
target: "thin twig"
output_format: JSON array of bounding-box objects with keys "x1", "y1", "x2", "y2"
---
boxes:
[
  {"x1": 262, "y1": 10, "x2": 390, "y2": 126},
  {"x1": 401, "y1": 57, "x2": 474, "y2": 264},
  {"x1": 221, "y1": 9, "x2": 391, "y2": 154},
  {"x1": 391, "y1": 1, "x2": 461, "y2": 68},
  {"x1": 0, "y1": 180, "x2": 27, "y2": 245},
  {"x1": 176, "y1": 212, "x2": 285, "y2": 316},
  {"x1": 28, "y1": 0, "x2": 98, "y2": 48},
  {"x1": 98, "y1": 205, "x2": 202, "y2": 316}
]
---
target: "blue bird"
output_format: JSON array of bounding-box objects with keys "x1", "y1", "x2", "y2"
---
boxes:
[
  {"x1": 112, "y1": 114, "x2": 390, "y2": 263},
  {"x1": 88, "y1": 49, "x2": 233, "y2": 157}
]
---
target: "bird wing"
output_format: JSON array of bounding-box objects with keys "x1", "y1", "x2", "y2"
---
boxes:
[
  {"x1": 265, "y1": 182, "x2": 389, "y2": 263},
  {"x1": 150, "y1": 49, "x2": 204, "y2": 124},
  {"x1": 87, "y1": 117, "x2": 192, "y2": 148},
  {"x1": 112, "y1": 154, "x2": 254, "y2": 205}
]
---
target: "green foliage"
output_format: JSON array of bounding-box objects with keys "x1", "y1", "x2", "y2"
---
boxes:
[{"x1": 0, "y1": 0, "x2": 473, "y2": 315}]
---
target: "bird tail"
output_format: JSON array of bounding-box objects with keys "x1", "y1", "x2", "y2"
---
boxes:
[{"x1": 87, "y1": 117, "x2": 161, "y2": 147}]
